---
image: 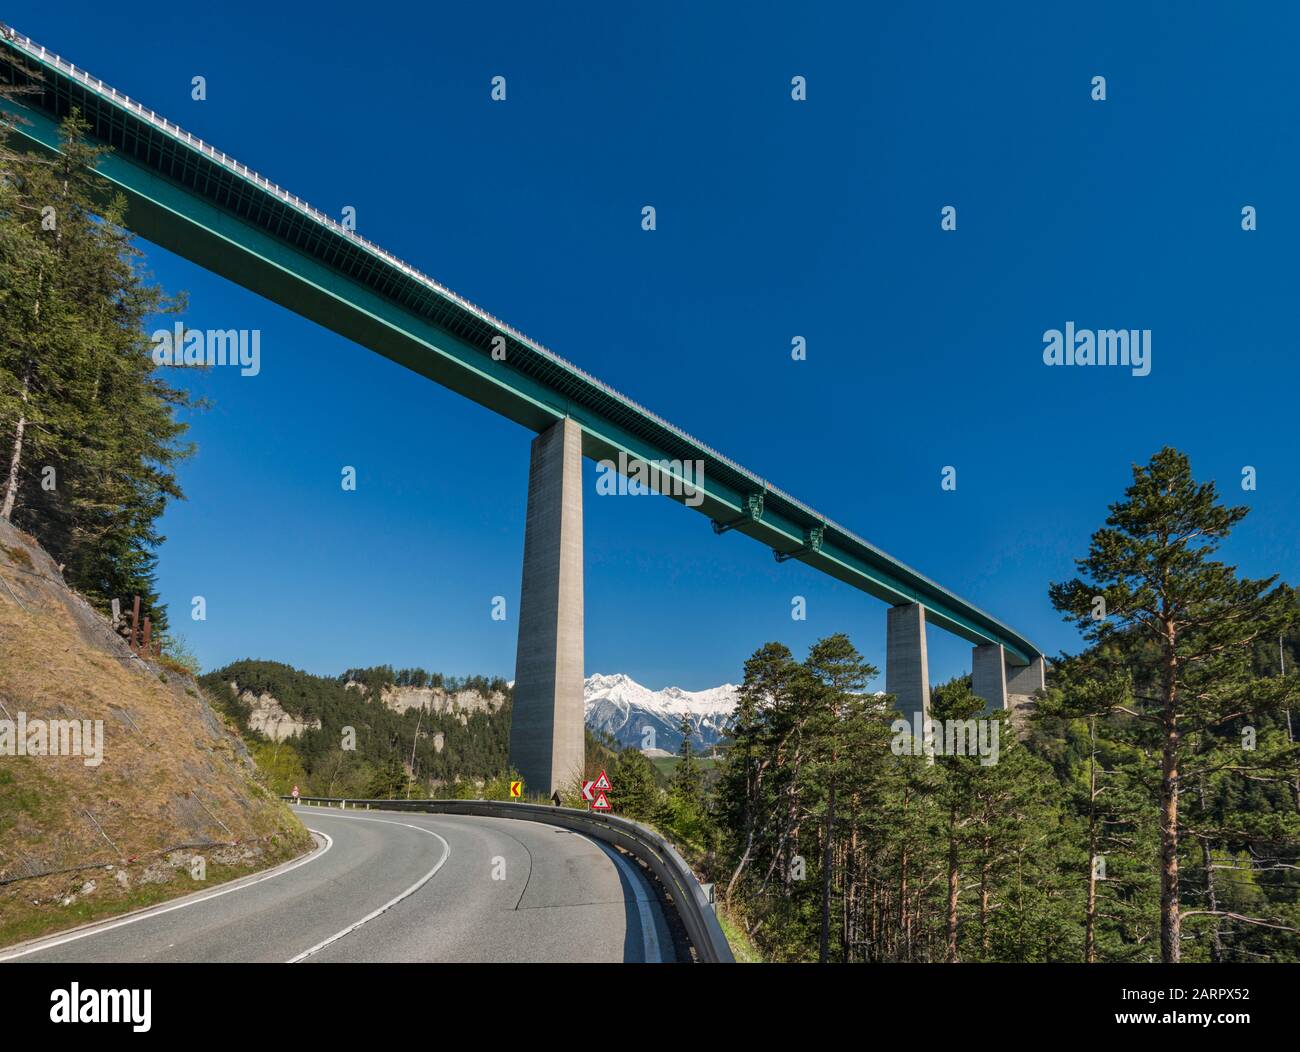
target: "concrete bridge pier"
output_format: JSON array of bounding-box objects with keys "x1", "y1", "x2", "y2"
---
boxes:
[
  {"x1": 508, "y1": 417, "x2": 586, "y2": 796},
  {"x1": 972, "y1": 644, "x2": 1047, "y2": 714},
  {"x1": 971, "y1": 643, "x2": 1009, "y2": 714},
  {"x1": 886, "y1": 603, "x2": 931, "y2": 751},
  {"x1": 1007, "y1": 655, "x2": 1047, "y2": 710}
]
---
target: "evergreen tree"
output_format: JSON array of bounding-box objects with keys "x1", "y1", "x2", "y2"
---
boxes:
[
  {"x1": 612, "y1": 748, "x2": 659, "y2": 822},
  {"x1": 672, "y1": 713, "x2": 702, "y2": 805},
  {"x1": 367, "y1": 757, "x2": 410, "y2": 799},
  {"x1": 1031, "y1": 660, "x2": 1160, "y2": 961},
  {"x1": 1049, "y1": 447, "x2": 1300, "y2": 962},
  {"x1": 927, "y1": 678, "x2": 985, "y2": 961},
  {"x1": 0, "y1": 112, "x2": 196, "y2": 628},
  {"x1": 803, "y1": 633, "x2": 879, "y2": 962}
]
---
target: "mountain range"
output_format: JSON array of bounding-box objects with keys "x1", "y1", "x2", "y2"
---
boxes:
[{"x1": 583, "y1": 673, "x2": 739, "y2": 754}]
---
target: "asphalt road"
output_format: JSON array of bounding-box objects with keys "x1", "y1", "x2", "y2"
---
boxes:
[{"x1": 1, "y1": 807, "x2": 676, "y2": 963}]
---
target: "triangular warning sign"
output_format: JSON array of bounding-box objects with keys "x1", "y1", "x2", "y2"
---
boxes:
[
  {"x1": 593, "y1": 770, "x2": 611, "y2": 791},
  {"x1": 592, "y1": 790, "x2": 611, "y2": 810}
]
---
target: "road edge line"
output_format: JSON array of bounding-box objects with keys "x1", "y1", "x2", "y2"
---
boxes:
[
  {"x1": 569, "y1": 830, "x2": 663, "y2": 963},
  {"x1": 0, "y1": 830, "x2": 334, "y2": 962},
  {"x1": 285, "y1": 814, "x2": 451, "y2": 963}
]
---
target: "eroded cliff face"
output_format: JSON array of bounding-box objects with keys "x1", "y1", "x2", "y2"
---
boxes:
[
  {"x1": 231, "y1": 685, "x2": 322, "y2": 742},
  {"x1": 223, "y1": 679, "x2": 506, "y2": 744},
  {"x1": 375, "y1": 685, "x2": 507, "y2": 721}
]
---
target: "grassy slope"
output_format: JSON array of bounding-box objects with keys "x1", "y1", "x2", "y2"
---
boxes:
[
  {"x1": 0, "y1": 521, "x2": 312, "y2": 949},
  {"x1": 649, "y1": 755, "x2": 719, "y2": 778}
]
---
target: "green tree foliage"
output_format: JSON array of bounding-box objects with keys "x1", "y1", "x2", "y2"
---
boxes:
[
  {"x1": 801, "y1": 634, "x2": 883, "y2": 961},
  {"x1": 1049, "y1": 447, "x2": 1300, "y2": 962},
  {"x1": 0, "y1": 110, "x2": 197, "y2": 630},
  {"x1": 200, "y1": 660, "x2": 514, "y2": 797},
  {"x1": 1030, "y1": 662, "x2": 1160, "y2": 962},
  {"x1": 699, "y1": 448, "x2": 1299, "y2": 964},
  {"x1": 671, "y1": 714, "x2": 702, "y2": 805},
  {"x1": 712, "y1": 645, "x2": 1092, "y2": 963},
  {"x1": 252, "y1": 739, "x2": 310, "y2": 797},
  {"x1": 367, "y1": 757, "x2": 411, "y2": 800},
  {"x1": 612, "y1": 748, "x2": 659, "y2": 821},
  {"x1": 454, "y1": 771, "x2": 520, "y2": 801}
]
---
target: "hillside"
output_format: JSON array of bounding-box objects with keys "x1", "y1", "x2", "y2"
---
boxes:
[
  {"x1": 0, "y1": 520, "x2": 311, "y2": 948},
  {"x1": 199, "y1": 660, "x2": 740, "y2": 797},
  {"x1": 200, "y1": 660, "x2": 513, "y2": 797}
]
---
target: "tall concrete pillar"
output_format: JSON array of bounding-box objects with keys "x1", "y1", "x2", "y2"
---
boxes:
[
  {"x1": 508, "y1": 417, "x2": 585, "y2": 795},
  {"x1": 971, "y1": 643, "x2": 1008, "y2": 714},
  {"x1": 1006, "y1": 656, "x2": 1047, "y2": 711},
  {"x1": 886, "y1": 603, "x2": 930, "y2": 740}
]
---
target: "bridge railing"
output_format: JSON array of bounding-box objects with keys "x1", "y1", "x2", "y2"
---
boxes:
[{"x1": 283, "y1": 796, "x2": 735, "y2": 963}]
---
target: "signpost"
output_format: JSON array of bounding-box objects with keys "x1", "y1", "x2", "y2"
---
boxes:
[
  {"x1": 509, "y1": 780, "x2": 523, "y2": 799},
  {"x1": 582, "y1": 771, "x2": 613, "y2": 812}
]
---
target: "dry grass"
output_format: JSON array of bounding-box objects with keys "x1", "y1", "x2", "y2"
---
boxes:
[{"x1": 0, "y1": 524, "x2": 312, "y2": 948}]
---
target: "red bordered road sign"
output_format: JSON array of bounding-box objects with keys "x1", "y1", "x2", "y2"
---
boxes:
[
  {"x1": 593, "y1": 770, "x2": 612, "y2": 791},
  {"x1": 591, "y1": 789, "x2": 611, "y2": 811},
  {"x1": 581, "y1": 780, "x2": 597, "y2": 802}
]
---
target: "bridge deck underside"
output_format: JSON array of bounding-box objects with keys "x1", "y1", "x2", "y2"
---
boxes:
[{"x1": 0, "y1": 36, "x2": 1038, "y2": 664}]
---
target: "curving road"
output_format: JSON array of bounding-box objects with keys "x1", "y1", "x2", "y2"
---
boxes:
[{"x1": 0, "y1": 807, "x2": 677, "y2": 963}]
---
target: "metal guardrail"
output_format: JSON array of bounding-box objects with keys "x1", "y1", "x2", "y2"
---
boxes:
[{"x1": 284, "y1": 796, "x2": 734, "y2": 963}]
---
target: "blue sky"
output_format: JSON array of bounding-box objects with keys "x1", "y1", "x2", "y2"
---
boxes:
[{"x1": 13, "y1": 2, "x2": 1299, "y2": 689}]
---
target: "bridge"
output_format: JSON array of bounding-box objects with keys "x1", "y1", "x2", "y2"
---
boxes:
[{"x1": 0, "y1": 26, "x2": 1045, "y2": 793}]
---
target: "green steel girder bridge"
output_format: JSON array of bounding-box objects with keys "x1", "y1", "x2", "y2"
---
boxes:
[{"x1": 0, "y1": 27, "x2": 1045, "y2": 791}]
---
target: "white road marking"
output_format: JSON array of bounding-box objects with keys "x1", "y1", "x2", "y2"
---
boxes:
[
  {"x1": 285, "y1": 812, "x2": 451, "y2": 963},
  {"x1": 569, "y1": 831, "x2": 662, "y2": 963},
  {"x1": 0, "y1": 830, "x2": 334, "y2": 962}
]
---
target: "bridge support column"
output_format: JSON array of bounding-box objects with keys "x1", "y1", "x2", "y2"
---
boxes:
[
  {"x1": 508, "y1": 417, "x2": 585, "y2": 796},
  {"x1": 887, "y1": 603, "x2": 930, "y2": 751},
  {"x1": 1006, "y1": 656, "x2": 1047, "y2": 711},
  {"x1": 971, "y1": 643, "x2": 1008, "y2": 714},
  {"x1": 972, "y1": 647, "x2": 1046, "y2": 715}
]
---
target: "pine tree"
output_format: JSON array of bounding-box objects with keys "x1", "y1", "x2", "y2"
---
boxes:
[
  {"x1": 1049, "y1": 447, "x2": 1300, "y2": 962},
  {"x1": 0, "y1": 112, "x2": 196, "y2": 628},
  {"x1": 716, "y1": 642, "x2": 813, "y2": 904},
  {"x1": 927, "y1": 678, "x2": 985, "y2": 961},
  {"x1": 1031, "y1": 659, "x2": 1161, "y2": 961},
  {"x1": 672, "y1": 714, "x2": 702, "y2": 805},
  {"x1": 803, "y1": 633, "x2": 878, "y2": 962},
  {"x1": 612, "y1": 747, "x2": 659, "y2": 821}
]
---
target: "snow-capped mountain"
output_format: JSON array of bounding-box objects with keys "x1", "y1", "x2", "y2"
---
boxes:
[{"x1": 584, "y1": 673, "x2": 739, "y2": 754}]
